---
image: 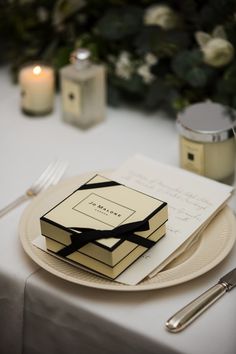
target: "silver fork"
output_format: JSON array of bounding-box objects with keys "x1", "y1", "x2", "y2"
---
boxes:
[{"x1": 0, "y1": 160, "x2": 68, "y2": 218}]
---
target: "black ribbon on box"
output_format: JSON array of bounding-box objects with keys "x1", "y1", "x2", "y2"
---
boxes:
[
  {"x1": 55, "y1": 178, "x2": 156, "y2": 258},
  {"x1": 77, "y1": 180, "x2": 120, "y2": 191},
  {"x1": 57, "y1": 219, "x2": 155, "y2": 258}
]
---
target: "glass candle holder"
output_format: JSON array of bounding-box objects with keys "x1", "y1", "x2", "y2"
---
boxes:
[
  {"x1": 19, "y1": 63, "x2": 55, "y2": 116},
  {"x1": 177, "y1": 101, "x2": 236, "y2": 182}
]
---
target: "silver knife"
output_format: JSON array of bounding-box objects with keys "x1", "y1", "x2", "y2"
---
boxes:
[{"x1": 165, "y1": 268, "x2": 236, "y2": 333}]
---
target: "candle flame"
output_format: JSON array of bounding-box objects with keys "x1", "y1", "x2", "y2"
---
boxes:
[{"x1": 33, "y1": 65, "x2": 42, "y2": 75}]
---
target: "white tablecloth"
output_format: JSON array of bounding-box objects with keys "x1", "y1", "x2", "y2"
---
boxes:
[{"x1": 0, "y1": 68, "x2": 236, "y2": 354}]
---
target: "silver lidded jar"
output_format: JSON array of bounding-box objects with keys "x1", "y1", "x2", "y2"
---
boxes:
[{"x1": 177, "y1": 101, "x2": 236, "y2": 181}]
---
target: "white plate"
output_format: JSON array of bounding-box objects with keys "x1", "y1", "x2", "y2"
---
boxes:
[{"x1": 19, "y1": 172, "x2": 236, "y2": 291}]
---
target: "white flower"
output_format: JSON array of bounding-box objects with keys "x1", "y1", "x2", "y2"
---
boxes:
[
  {"x1": 137, "y1": 53, "x2": 158, "y2": 84},
  {"x1": 115, "y1": 52, "x2": 133, "y2": 80},
  {"x1": 144, "y1": 4, "x2": 179, "y2": 30},
  {"x1": 145, "y1": 53, "x2": 158, "y2": 66},
  {"x1": 137, "y1": 64, "x2": 155, "y2": 84},
  {"x1": 202, "y1": 38, "x2": 234, "y2": 67},
  {"x1": 195, "y1": 26, "x2": 234, "y2": 67}
]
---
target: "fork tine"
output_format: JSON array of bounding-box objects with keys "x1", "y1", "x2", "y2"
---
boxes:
[
  {"x1": 32, "y1": 160, "x2": 61, "y2": 194},
  {"x1": 31, "y1": 160, "x2": 66, "y2": 194},
  {"x1": 31, "y1": 160, "x2": 58, "y2": 190},
  {"x1": 50, "y1": 162, "x2": 68, "y2": 185},
  {"x1": 40, "y1": 162, "x2": 68, "y2": 191},
  {"x1": 31, "y1": 161, "x2": 59, "y2": 194}
]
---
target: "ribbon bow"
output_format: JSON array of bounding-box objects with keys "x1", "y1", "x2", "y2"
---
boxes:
[{"x1": 57, "y1": 219, "x2": 155, "y2": 258}]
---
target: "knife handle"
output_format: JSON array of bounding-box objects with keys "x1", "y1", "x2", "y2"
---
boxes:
[{"x1": 166, "y1": 283, "x2": 228, "y2": 333}]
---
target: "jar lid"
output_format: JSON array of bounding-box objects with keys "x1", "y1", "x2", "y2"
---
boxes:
[
  {"x1": 70, "y1": 48, "x2": 91, "y2": 69},
  {"x1": 177, "y1": 101, "x2": 236, "y2": 143}
]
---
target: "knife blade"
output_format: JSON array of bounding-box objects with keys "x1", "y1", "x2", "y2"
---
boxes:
[{"x1": 165, "y1": 268, "x2": 236, "y2": 333}]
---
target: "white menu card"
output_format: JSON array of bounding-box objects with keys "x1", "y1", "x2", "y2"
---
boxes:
[{"x1": 107, "y1": 154, "x2": 233, "y2": 285}]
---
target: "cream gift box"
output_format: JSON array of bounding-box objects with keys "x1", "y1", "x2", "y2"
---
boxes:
[{"x1": 40, "y1": 175, "x2": 168, "y2": 279}]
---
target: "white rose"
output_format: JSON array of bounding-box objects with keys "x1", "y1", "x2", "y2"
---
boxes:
[
  {"x1": 115, "y1": 52, "x2": 133, "y2": 80},
  {"x1": 202, "y1": 38, "x2": 234, "y2": 67},
  {"x1": 195, "y1": 27, "x2": 234, "y2": 67},
  {"x1": 144, "y1": 5, "x2": 179, "y2": 30}
]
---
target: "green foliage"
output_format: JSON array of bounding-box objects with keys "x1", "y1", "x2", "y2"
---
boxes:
[
  {"x1": 97, "y1": 6, "x2": 143, "y2": 40},
  {"x1": 135, "y1": 27, "x2": 190, "y2": 57},
  {"x1": 172, "y1": 50, "x2": 216, "y2": 88},
  {"x1": 1, "y1": 0, "x2": 236, "y2": 116}
]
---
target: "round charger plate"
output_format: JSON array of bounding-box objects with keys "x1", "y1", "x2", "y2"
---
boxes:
[{"x1": 19, "y1": 172, "x2": 236, "y2": 291}]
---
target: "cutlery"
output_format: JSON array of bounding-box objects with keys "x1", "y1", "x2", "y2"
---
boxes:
[
  {"x1": 0, "y1": 160, "x2": 67, "y2": 218},
  {"x1": 165, "y1": 267, "x2": 236, "y2": 332}
]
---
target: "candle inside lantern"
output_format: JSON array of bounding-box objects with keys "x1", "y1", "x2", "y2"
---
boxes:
[{"x1": 19, "y1": 64, "x2": 54, "y2": 116}]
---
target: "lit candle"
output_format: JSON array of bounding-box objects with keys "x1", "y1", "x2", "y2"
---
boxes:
[{"x1": 19, "y1": 64, "x2": 54, "y2": 116}]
